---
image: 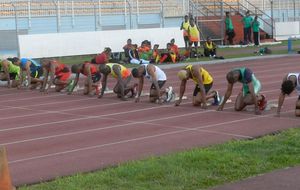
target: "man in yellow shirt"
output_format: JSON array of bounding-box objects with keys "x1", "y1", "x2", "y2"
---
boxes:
[
  {"x1": 175, "y1": 64, "x2": 220, "y2": 108},
  {"x1": 188, "y1": 18, "x2": 201, "y2": 58},
  {"x1": 180, "y1": 15, "x2": 190, "y2": 50}
]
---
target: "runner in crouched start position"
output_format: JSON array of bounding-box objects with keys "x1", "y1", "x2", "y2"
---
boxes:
[
  {"x1": 217, "y1": 67, "x2": 267, "y2": 115},
  {"x1": 277, "y1": 73, "x2": 300, "y2": 117},
  {"x1": 13, "y1": 58, "x2": 43, "y2": 89},
  {"x1": 131, "y1": 64, "x2": 173, "y2": 104},
  {"x1": 0, "y1": 59, "x2": 20, "y2": 88},
  {"x1": 69, "y1": 61, "x2": 102, "y2": 96},
  {"x1": 99, "y1": 63, "x2": 137, "y2": 100},
  {"x1": 40, "y1": 59, "x2": 71, "y2": 93},
  {"x1": 175, "y1": 64, "x2": 220, "y2": 108}
]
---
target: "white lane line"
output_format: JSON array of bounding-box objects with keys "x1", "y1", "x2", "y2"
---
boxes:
[
  {"x1": 117, "y1": 117, "x2": 254, "y2": 139},
  {"x1": 2, "y1": 109, "x2": 254, "y2": 147},
  {"x1": 0, "y1": 66, "x2": 296, "y2": 109},
  {"x1": 8, "y1": 109, "x2": 295, "y2": 164},
  {"x1": 0, "y1": 90, "x2": 35, "y2": 97},
  {"x1": 0, "y1": 86, "x2": 296, "y2": 132},
  {"x1": 0, "y1": 93, "x2": 64, "y2": 103},
  {"x1": 0, "y1": 101, "x2": 131, "y2": 121},
  {"x1": 1, "y1": 96, "x2": 295, "y2": 147},
  {"x1": 0, "y1": 105, "x2": 171, "y2": 132},
  {"x1": 0, "y1": 77, "x2": 284, "y2": 119}
]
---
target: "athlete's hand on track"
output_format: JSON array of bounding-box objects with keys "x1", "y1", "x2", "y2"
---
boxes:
[
  {"x1": 201, "y1": 103, "x2": 208, "y2": 109},
  {"x1": 255, "y1": 107, "x2": 261, "y2": 115},
  {"x1": 43, "y1": 90, "x2": 49, "y2": 94},
  {"x1": 157, "y1": 98, "x2": 163, "y2": 105},
  {"x1": 217, "y1": 105, "x2": 223, "y2": 111},
  {"x1": 135, "y1": 97, "x2": 140, "y2": 103},
  {"x1": 120, "y1": 97, "x2": 128, "y2": 101},
  {"x1": 175, "y1": 100, "x2": 181, "y2": 106}
]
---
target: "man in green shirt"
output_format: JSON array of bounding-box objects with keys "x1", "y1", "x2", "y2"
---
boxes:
[
  {"x1": 225, "y1": 12, "x2": 235, "y2": 45},
  {"x1": 242, "y1": 11, "x2": 253, "y2": 44},
  {"x1": 252, "y1": 15, "x2": 260, "y2": 46}
]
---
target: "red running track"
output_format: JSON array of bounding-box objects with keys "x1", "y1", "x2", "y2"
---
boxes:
[{"x1": 1, "y1": 55, "x2": 300, "y2": 186}]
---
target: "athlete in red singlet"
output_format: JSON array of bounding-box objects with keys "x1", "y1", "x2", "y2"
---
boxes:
[
  {"x1": 69, "y1": 62, "x2": 102, "y2": 96},
  {"x1": 40, "y1": 59, "x2": 71, "y2": 93}
]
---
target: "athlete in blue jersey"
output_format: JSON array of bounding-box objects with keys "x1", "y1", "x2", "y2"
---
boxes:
[{"x1": 12, "y1": 58, "x2": 43, "y2": 89}]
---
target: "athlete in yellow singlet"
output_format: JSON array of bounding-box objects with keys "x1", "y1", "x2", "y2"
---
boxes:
[
  {"x1": 99, "y1": 63, "x2": 137, "y2": 100},
  {"x1": 180, "y1": 15, "x2": 190, "y2": 50},
  {"x1": 175, "y1": 64, "x2": 220, "y2": 108},
  {"x1": 188, "y1": 17, "x2": 200, "y2": 58}
]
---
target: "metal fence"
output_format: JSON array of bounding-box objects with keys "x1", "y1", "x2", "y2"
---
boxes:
[
  {"x1": 189, "y1": 0, "x2": 299, "y2": 43},
  {"x1": 189, "y1": 0, "x2": 225, "y2": 44},
  {"x1": 0, "y1": 0, "x2": 188, "y2": 53},
  {"x1": 0, "y1": 0, "x2": 187, "y2": 33}
]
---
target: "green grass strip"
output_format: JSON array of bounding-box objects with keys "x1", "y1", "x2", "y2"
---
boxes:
[{"x1": 20, "y1": 127, "x2": 300, "y2": 190}]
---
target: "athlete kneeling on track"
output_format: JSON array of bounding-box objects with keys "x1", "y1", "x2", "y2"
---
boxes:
[
  {"x1": 99, "y1": 63, "x2": 137, "y2": 100},
  {"x1": 0, "y1": 59, "x2": 20, "y2": 88},
  {"x1": 217, "y1": 67, "x2": 267, "y2": 115},
  {"x1": 69, "y1": 61, "x2": 102, "y2": 96},
  {"x1": 277, "y1": 73, "x2": 300, "y2": 117},
  {"x1": 131, "y1": 64, "x2": 174, "y2": 104},
  {"x1": 40, "y1": 59, "x2": 71, "y2": 93},
  {"x1": 12, "y1": 58, "x2": 43, "y2": 89},
  {"x1": 175, "y1": 64, "x2": 220, "y2": 108}
]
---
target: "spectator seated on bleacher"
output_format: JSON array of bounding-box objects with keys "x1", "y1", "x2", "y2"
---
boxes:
[
  {"x1": 128, "y1": 44, "x2": 150, "y2": 65},
  {"x1": 159, "y1": 43, "x2": 176, "y2": 64},
  {"x1": 123, "y1": 38, "x2": 133, "y2": 63}
]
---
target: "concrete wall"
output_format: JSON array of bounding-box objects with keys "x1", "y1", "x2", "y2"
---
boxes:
[
  {"x1": 275, "y1": 21, "x2": 300, "y2": 40},
  {"x1": 18, "y1": 27, "x2": 184, "y2": 58}
]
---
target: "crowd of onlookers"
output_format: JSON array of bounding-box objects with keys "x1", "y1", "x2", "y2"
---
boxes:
[
  {"x1": 226, "y1": 10, "x2": 261, "y2": 46},
  {"x1": 92, "y1": 11, "x2": 266, "y2": 65},
  {"x1": 91, "y1": 38, "x2": 222, "y2": 66}
]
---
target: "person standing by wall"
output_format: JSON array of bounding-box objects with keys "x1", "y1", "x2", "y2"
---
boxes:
[
  {"x1": 225, "y1": 11, "x2": 235, "y2": 45},
  {"x1": 241, "y1": 11, "x2": 253, "y2": 45},
  {"x1": 180, "y1": 15, "x2": 190, "y2": 51},
  {"x1": 252, "y1": 15, "x2": 260, "y2": 46},
  {"x1": 188, "y1": 17, "x2": 200, "y2": 58}
]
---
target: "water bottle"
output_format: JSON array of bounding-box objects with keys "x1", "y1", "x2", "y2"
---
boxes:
[{"x1": 288, "y1": 37, "x2": 292, "y2": 53}]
